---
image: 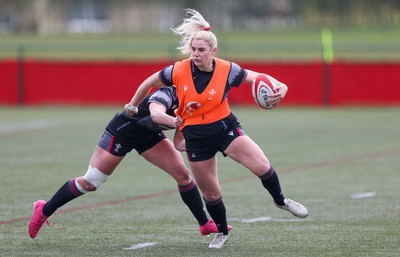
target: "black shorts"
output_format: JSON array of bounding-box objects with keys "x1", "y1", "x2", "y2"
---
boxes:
[
  {"x1": 98, "y1": 112, "x2": 166, "y2": 156},
  {"x1": 182, "y1": 113, "x2": 246, "y2": 162}
]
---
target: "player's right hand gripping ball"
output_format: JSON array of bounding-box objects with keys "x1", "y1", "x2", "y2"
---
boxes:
[{"x1": 251, "y1": 74, "x2": 278, "y2": 109}]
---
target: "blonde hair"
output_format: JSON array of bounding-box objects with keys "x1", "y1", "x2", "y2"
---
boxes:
[{"x1": 171, "y1": 9, "x2": 218, "y2": 56}]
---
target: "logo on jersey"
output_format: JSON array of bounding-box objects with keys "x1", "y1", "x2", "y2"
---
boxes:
[
  {"x1": 187, "y1": 101, "x2": 201, "y2": 111},
  {"x1": 183, "y1": 101, "x2": 201, "y2": 117},
  {"x1": 184, "y1": 85, "x2": 188, "y2": 92},
  {"x1": 114, "y1": 143, "x2": 122, "y2": 152},
  {"x1": 208, "y1": 88, "x2": 216, "y2": 101}
]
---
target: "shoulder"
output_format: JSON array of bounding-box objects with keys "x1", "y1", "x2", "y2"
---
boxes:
[
  {"x1": 148, "y1": 86, "x2": 178, "y2": 110},
  {"x1": 151, "y1": 86, "x2": 175, "y2": 99},
  {"x1": 160, "y1": 64, "x2": 175, "y2": 86},
  {"x1": 213, "y1": 57, "x2": 242, "y2": 71},
  {"x1": 214, "y1": 57, "x2": 231, "y2": 67},
  {"x1": 230, "y1": 61, "x2": 243, "y2": 73},
  {"x1": 173, "y1": 58, "x2": 191, "y2": 71},
  {"x1": 230, "y1": 62, "x2": 245, "y2": 79},
  {"x1": 227, "y1": 61, "x2": 246, "y2": 86}
]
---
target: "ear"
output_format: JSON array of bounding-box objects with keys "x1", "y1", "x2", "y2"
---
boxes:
[{"x1": 212, "y1": 47, "x2": 217, "y2": 55}]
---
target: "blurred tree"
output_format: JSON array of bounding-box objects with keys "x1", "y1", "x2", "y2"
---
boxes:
[
  {"x1": 298, "y1": 0, "x2": 400, "y2": 27},
  {"x1": 0, "y1": 0, "x2": 399, "y2": 34}
]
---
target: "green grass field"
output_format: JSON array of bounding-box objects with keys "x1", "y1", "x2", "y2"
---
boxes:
[
  {"x1": 1, "y1": 28, "x2": 400, "y2": 61},
  {"x1": 0, "y1": 106, "x2": 399, "y2": 256}
]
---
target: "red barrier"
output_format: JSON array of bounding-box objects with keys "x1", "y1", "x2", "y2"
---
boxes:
[
  {"x1": 1, "y1": 60, "x2": 399, "y2": 106},
  {"x1": 330, "y1": 62, "x2": 400, "y2": 105},
  {"x1": 22, "y1": 60, "x2": 170, "y2": 105},
  {"x1": 0, "y1": 60, "x2": 19, "y2": 105},
  {"x1": 234, "y1": 62, "x2": 325, "y2": 106}
]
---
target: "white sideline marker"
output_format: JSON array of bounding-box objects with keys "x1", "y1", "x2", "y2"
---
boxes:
[
  {"x1": 241, "y1": 217, "x2": 272, "y2": 223},
  {"x1": 124, "y1": 242, "x2": 157, "y2": 250},
  {"x1": 229, "y1": 217, "x2": 303, "y2": 223},
  {"x1": 0, "y1": 120, "x2": 60, "y2": 133},
  {"x1": 351, "y1": 192, "x2": 377, "y2": 199}
]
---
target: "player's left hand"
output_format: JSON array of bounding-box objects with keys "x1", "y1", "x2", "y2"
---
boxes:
[
  {"x1": 268, "y1": 82, "x2": 288, "y2": 107},
  {"x1": 174, "y1": 116, "x2": 183, "y2": 128},
  {"x1": 124, "y1": 103, "x2": 138, "y2": 116}
]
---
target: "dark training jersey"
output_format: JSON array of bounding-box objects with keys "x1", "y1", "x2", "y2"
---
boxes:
[
  {"x1": 98, "y1": 86, "x2": 179, "y2": 156},
  {"x1": 136, "y1": 86, "x2": 179, "y2": 131}
]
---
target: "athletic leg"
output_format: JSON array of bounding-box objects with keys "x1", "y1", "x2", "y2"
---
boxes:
[
  {"x1": 29, "y1": 146, "x2": 123, "y2": 238},
  {"x1": 224, "y1": 136, "x2": 307, "y2": 217},
  {"x1": 141, "y1": 139, "x2": 209, "y2": 226},
  {"x1": 188, "y1": 157, "x2": 229, "y2": 235},
  {"x1": 189, "y1": 157, "x2": 231, "y2": 249},
  {"x1": 224, "y1": 136, "x2": 285, "y2": 203},
  {"x1": 43, "y1": 146, "x2": 123, "y2": 216}
]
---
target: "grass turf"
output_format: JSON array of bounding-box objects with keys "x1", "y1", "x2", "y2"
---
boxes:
[
  {"x1": 1, "y1": 28, "x2": 400, "y2": 61},
  {"x1": 0, "y1": 106, "x2": 399, "y2": 256}
]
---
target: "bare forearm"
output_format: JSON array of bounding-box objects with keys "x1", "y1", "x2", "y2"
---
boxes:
[
  {"x1": 151, "y1": 108, "x2": 176, "y2": 128},
  {"x1": 149, "y1": 103, "x2": 183, "y2": 129}
]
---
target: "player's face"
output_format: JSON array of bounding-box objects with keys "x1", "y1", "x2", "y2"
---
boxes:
[{"x1": 190, "y1": 39, "x2": 216, "y2": 71}]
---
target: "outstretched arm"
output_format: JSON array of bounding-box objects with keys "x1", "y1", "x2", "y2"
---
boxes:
[{"x1": 124, "y1": 72, "x2": 164, "y2": 115}]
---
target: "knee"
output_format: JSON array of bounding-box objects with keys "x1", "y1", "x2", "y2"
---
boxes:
[
  {"x1": 76, "y1": 177, "x2": 97, "y2": 192},
  {"x1": 80, "y1": 165, "x2": 110, "y2": 191},
  {"x1": 172, "y1": 166, "x2": 192, "y2": 185},
  {"x1": 252, "y1": 162, "x2": 272, "y2": 177},
  {"x1": 203, "y1": 191, "x2": 222, "y2": 202}
]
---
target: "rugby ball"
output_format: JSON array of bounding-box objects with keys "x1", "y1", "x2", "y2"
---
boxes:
[{"x1": 251, "y1": 74, "x2": 278, "y2": 109}]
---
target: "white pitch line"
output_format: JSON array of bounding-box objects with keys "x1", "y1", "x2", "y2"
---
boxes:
[
  {"x1": 229, "y1": 217, "x2": 304, "y2": 223},
  {"x1": 240, "y1": 217, "x2": 272, "y2": 223},
  {"x1": 351, "y1": 192, "x2": 377, "y2": 199},
  {"x1": 123, "y1": 242, "x2": 157, "y2": 250},
  {"x1": 0, "y1": 119, "x2": 60, "y2": 133}
]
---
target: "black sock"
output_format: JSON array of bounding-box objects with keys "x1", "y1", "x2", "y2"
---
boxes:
[
  {"x1": 42, "y1": 179, "x2": 84, "y2": 217},
  {"x1": 259, "y1": 166, "x2": 285, "y2": 206},
  {"x1": 205, "y1": 197, "x2": 228, "y2": 235},
  {"x1": 178, "y1": 180, "x2": 208, "y2": 226}
]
